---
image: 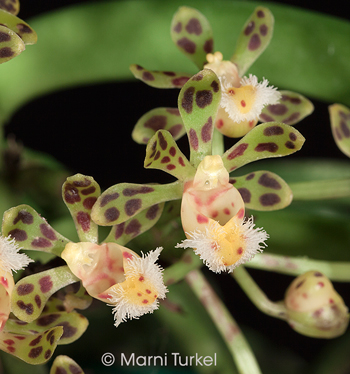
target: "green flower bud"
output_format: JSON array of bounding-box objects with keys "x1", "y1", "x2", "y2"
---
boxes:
[{"x1": 284, "y1": 271, "x2": 349, "y2": 338}]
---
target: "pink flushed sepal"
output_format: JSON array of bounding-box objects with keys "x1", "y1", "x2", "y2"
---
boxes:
[{"x1": 0, "y1": 271, "x2": 14, "y2": 332}]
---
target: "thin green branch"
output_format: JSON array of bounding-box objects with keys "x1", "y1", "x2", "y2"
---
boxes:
[
  {"x1": 186, "y1": 269, "x2": 262, "y2": 374},
  {"x1": 212, "y1": 129, "x2": 225, "y2": 156}
]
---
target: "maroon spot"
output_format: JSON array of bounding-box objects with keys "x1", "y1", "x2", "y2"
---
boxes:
[
  {"x1": 44, "y1": 349, "x2": 52, "y2": 360},
  {"x1": 177, "y1": 37, "x2": 196, "y2": 54},
  {"x1": 139, "y1": 276, "x2": 145, "y2": 281},
  {"x1": 318, "y1": 282, "x2": 325, "y2": 288},
  {"x1": 289, "y1": 132, "x2": 297, "y2": 141},
  {"x1": 144, "y1": 115, "x2": 166, "y2": 131},
  {"x1": 37, "y1": 313, "x2": 60, "y2": 326},
  {"x1": 260, "y1": 193, "x2": 281, "y2": 206},
  {"x1": 166, "y1": 108, "x2": 180, "y2": 116},
  {"x1": 197, "y1": 214, "x2": 209, "y2": 224},
  {"x1": 0, "y1": 47, "x2": 14, "y2": 58},
  {"x1": 179, "y1": 157, "x2": 185, "y2": 166},
  {"x1": 77, "y1": 211, "x2": 90, "y2": 232},
  {"x1": 244, "y1": 21, "x2": 255, "y2": 36},
  {"x1": 29, "y1": 335, "x2": 42, "y2": 346},
  {"x1": 3, "y1": 339, "x2": 14, "y2": 345},
  {"x1": 73, "y1": 179, "x2": 91, "y2": 187},
  {"x1": 182, "y1": 86, "x2": 195, "y2": 113},
  {"x1": 192, "y1": 73, "x2": 203, "y2": 81},
  {"x1": 154, "y1": 150, "x2": 161, "y2": 160},
  {"x1": 211, "y1": 80, "x2": 219, "y2": 93},
  {"x1": 39, "y1": 275, "x2": 53, "y2": 293},
  {"x1": 49, "y1": 335, "x2": 55, "y2": 345},
  {"x1": 64, "y1": 184, "x2": 81, "y2": 204},
  {"x1": 172, "y1": 76, "x2": 190, "y2": 86},
  {"x1": 80, "y1": 186, "x2": 95, "y2": 196},
  {"x1": 248, "y1": 34, "x2": 261, "y2": 51},
  {"x1": 268, "y1": 104, "x2": 288, "y2": 116},
  {"x1": 185, "y1": 18, "x2": 202, "y2": 35},
  {"x1": 158, "y1": 131, "x2": 168, "y2": 150},
  {"x1": 238, "y1": 188, "x2": 251, "y2": 203},
  {"x1": 17, "y1": 283, "x2": 34, "y2": 296},
  {"x1": 169, "y1": 146, "x2": 176, "y2": 157},
  {"x1": 83, "y1": 196, "x2": 97, "y2": 210},
  {"x1": 39, "y1": 223, "x2": 57, "y2": 240},
  {"x1": 46, "y1": 330, "x2": 55, "y2": 341},
  {"x1": 125, "y1": 199, "x2": 142, "y2": 216},
  {"x1": 100, "y1": 192, "x2": 119, "y2": 207},
  {"x1": 104, "y1": 207, "x2": 120, "y2": 222},
  {"x1": 57, "y1": 321, "x2": 77, "y2": 339},
  {"x1": 142, "y1": 71, "x2": 154, "y2": 81},
  {"x1": 258, "y1": 173, "x2": 281, "y2": 189},
  {"x1": 69, "y1": 364, "x2": 83, "y2": 374},
  {"x1": 163, "y1": 71, "x2": 176, "y2": 76},
  {"x1": 13, "y1": 210, "x2": 34, "y2": 225},
  {"x1": 263, "y1": 125, "x2": 284, "y2": 136},
  {"x1": 168, "y1": 124, "x2": 183, "y2": 138},
  {"x1": 259, "y1": 24, "x2": 268, "y2": 36},
  {"x1": 290, "y1": 97, "x2": 302, "y2": 104},
  {"x1": 125, "y1": 219, "x2": 141, "y2": 237},
  {"x1": 173, "y1": 22, "x2": 182, "y2": 33},
  {"x1": 113, "y1": 223, "x2": 124, "y2": 240},
  {"x1": 285, "y1": 141, "x2": 295, "y2": 149},
  {"x1": 260, "y1": 113, "x2": 274, "y2": 122},
  {"x1": 35, "y1": 295, "x2": 41, "y2": 308},
  {"x1": 17, "y1": 301, "x2": 34, "y2": 315},
  {"x1": 123, "y1": 186, "x2": 155, "y2": 196},
  {"x1": 142, "y1": 299, "x2": 149, "y2": 304},
  {"x1": 257, "y1": 10, "x2": 265, "y2": 17},
  {"x1": 7, "y1": 346, "x2": 15, "y2": 353},
  {"x1": 189, "y1": 129, "x2": 199, "y2": 151},
  {"x1": 196, "y1": 90, "x2": 213, "y2": 108},
  {"x1": 8, "y1": 229, "x2": 28, "y2": 242},
  {"x1": 227, "y1": 143, "x2": 249, "y2": 160},
  {"x1": 146, "y1": 205, "x2": 159, "y2": 220},
  {"x1": 31, "y1": 238, "x2": 52, "y2": 248},
  {"x1": 237, "y1": 248, "x2": 243, "y2": 255},
  {"x1": 296, "y1": 280, "x2": 305, "y2": 288},
  {"x1": 28, "y1": 346, "x2": 43, "y2": 359},
  {"x1": 314, "y1": 272, "x2": 323, "y2": 277},
  {"x1": 167, "y1": 164, "x2": 176, "y2": 170},
  {"x1": 161, "y1": 156, "x2": 170, "y2": 163},
  {"x1": 201, "y1": 117, "x2": 213, "y2": 143},
  {"x1": 255, "y1": 142, "x2": 278, "y2": 152},
  {"x1": 283, "y1": 112, "x2": 300, "y2": 124},
  {"x1": 16, "y1": 23, "x2": 33, "y2": 33},
  {"x1": 15, "y1": 321, "x2": 27, "y2": 325},
  {"x1": 341, "y1": 121, "x2": 350, "y2": 138},
  {"x1": 246, "y1": 173, "x2": 255, "y2": 180},
  {"x1": 203, "y1": 38, "x2": 213, "y2": 53}
]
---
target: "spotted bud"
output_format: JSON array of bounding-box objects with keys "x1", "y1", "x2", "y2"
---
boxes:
[{"x1": 285, "y1": 271, "x2": 349, "y2": 338}]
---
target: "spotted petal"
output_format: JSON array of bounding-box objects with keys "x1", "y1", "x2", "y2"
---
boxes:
[
  {"x1": 62, "y1": 174, "x2": 100, "y2": 243},
  {"x1": 0, "y1": 9, "x2": 37, "y2": 45},
  {"x1": 91, "y1": 181, "x2": 183, "y2": 226},
  {"x1": 222, "y1": 122, "x2": 305, "y2": 172},
  {"x1": 231, "y1": 7, "x2": 274, "y2": 76},
  {"x1": 132, "y1": 107, "x2": 185, "y2": 145},
  {"x1": 329, "y1": 103, "x2": 350, "y2": 157},
  {"x1": 50, "y1": 355, "x2": 84, "y2": 374},
  {"x1": 11, "y1": 266, "x2": 79, "y2": 323},
  {"x1": 103, "y1": 203, "x2": 165, "y2": 246},
  {"x1": 0, "y1": 0, "x2": 19, "y2": 15},
  {"x1": 171, "y1": 6, "x2": 213, "y2": 69},
  {"x1": 0, "y1": 24, "x2": 24, "y2": 64},
  {"x1": 178, "y1": 69, "x2": 221, "y2": 167},
  {"x1": 2, "y1": 205, "x2": 70, "y2": 256},
  {"x1": 260, "y1": 91, "x2": 314, "y2": 125},
  {"x1": 0, "y1": 326, "x2": 63, "y2": 364},
  {"x1": 144, "y1": 130, "x2": 195, "y2": 180},
  {"x1": 130, "y1": 64, "x2": 191, "y2": 89},
  {"x1": 230, "y1": 170, "x2": 292, "y2": 211}
]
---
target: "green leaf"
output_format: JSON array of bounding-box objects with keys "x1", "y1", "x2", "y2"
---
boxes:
[
  {"x1": 103, "y1": 202, "x2": 165, "y2": 246},
  {"x1": 50, "y1": 355, "x2": 84, "y2": 374},
  {"x1": 0, "y1": 24, "x2": 24, "y2": 64},
  {"x1": 170, "y1": 6, "x2": 213, "y2": 70},
  {"x1": 62, "y1": 174, "x2": 101, "y2": 243},
  {"x1": 231, "y1": 6, "x2": 274, "y2": 76},
  {"x1": 11, "y1": 266, "x2": 79, "y2": 323},
  {"x1": 230, "y1": 170, "x2": 292, "y2": 211},
  {"x1": 144, "y1": 129, "x2": 195, "y2": 180},
  {"x1": 132, "y1": 107, "x2": 185, "y2": 145},
  {"x1": 178, "y1": 69, "x2": 221, "y2": 167},
  {"x1": 2, "y1": 204, "x2": 70, "y2": 256},
  {"x1": 0, "y1": 0, "x2": 20, "y2": 15},
  {"x1": 222, "y1": 122, "x2": 305, "y2": 172},
  {"x1": 260, "y1": 90, "x2": 314, "y2": 125},
  {"x1": 130, "y1": 64, "x2": 191, "y2": 88},
  {"x1": 329, "y1": 103, "x2": 350, "y2": 158},
  {"x1": 91, "y1": 181, "x2": 183, "y2": 226}
]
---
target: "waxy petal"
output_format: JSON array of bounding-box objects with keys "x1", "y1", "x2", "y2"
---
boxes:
[
  {"x1": 0, "y1": 24, "x2": 24, "y2": 64},
  {"x1": 0, "y1": 0, "x2": 20, "y2": 15},
  {"x1": 329, "y1": 103, "x2": 350, "y2": 158},
  {"x1": 50, "y1": 356, "x2": 85, "y2": 374}
]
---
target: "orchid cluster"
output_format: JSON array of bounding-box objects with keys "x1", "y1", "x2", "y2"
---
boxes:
[{"x1": 0, "y1": 2, "x2": 349, "y2": 374}]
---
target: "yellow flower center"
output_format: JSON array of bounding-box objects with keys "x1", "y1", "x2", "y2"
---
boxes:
[
  {"x1": 121, "y1": 273, "x2": 158, "y2": 306},
  {"x1": 226, "y1": 85, "x2": 256, "y2": 114}
]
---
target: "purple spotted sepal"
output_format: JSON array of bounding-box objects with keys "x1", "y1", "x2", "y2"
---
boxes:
[
  {"x1": 132, "y1": 107, "x2": 185, "y2": 145},
  {"x1": 230, "y1": 170, "x2": 292, "y2": 211},
  {"x1": 62, "y1": 174, "x2": 100, "y2": 243},
  {"x1": 91, "y1": 181, "x2": 183, "y2": 226},
  {"x1": 130, "y1": 64, "x2": 191, "y2": 89},
  {"x1": 230, "y1": 7, "x2": 274, "y2": 76},
  {"x1": 2, "y1": 205, "x2": 70, "y2": 256},
  {"x1": 260, "y1": 91, "x2": 314, "y2": 126},
  {"x1": 171, "y1": 6, "x2": 213, "y2": 69},
  {"x1": 0, "y1": 10, "x2": 37, "y2": 44},
  {"x1": 50, "y1": 356, "x2": 85, "y2": 374},
  {"x1": 0, "y1": 24, "x2": 24, "y2": 63},
  {"x1": 222, "y1": 122, "x2": 305, "y2": 172},
  {"x1": 178, "y1": 69, "x2": 221, "y2": 167},
  {"x1": 0, "y1": 0, "x2": 20, "y2": 15},
  {"x1": 329, "y1": 103, "x2": 350, "y2": 158}
]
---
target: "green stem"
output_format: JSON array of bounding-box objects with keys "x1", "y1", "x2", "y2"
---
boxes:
[
  {"x1": 245, "y1": 252, "x2": 350, "y2": 282},
  {"x1": 232, "y1": 266, "x2": 287, "y2": 320},
  {"x1": 186, "y1": 269, "x2": 262, "y2": 374},
  {"x1": 290, "y1": 178, "x2": 350, "y2": 200},
  {"x1": 212, "y1": 129, "x2": 225, "y2": 156}
]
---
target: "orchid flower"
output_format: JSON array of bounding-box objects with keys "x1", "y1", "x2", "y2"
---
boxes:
[{"x1": 130, "y1": 6, "x2": 313, "y2": 143}]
